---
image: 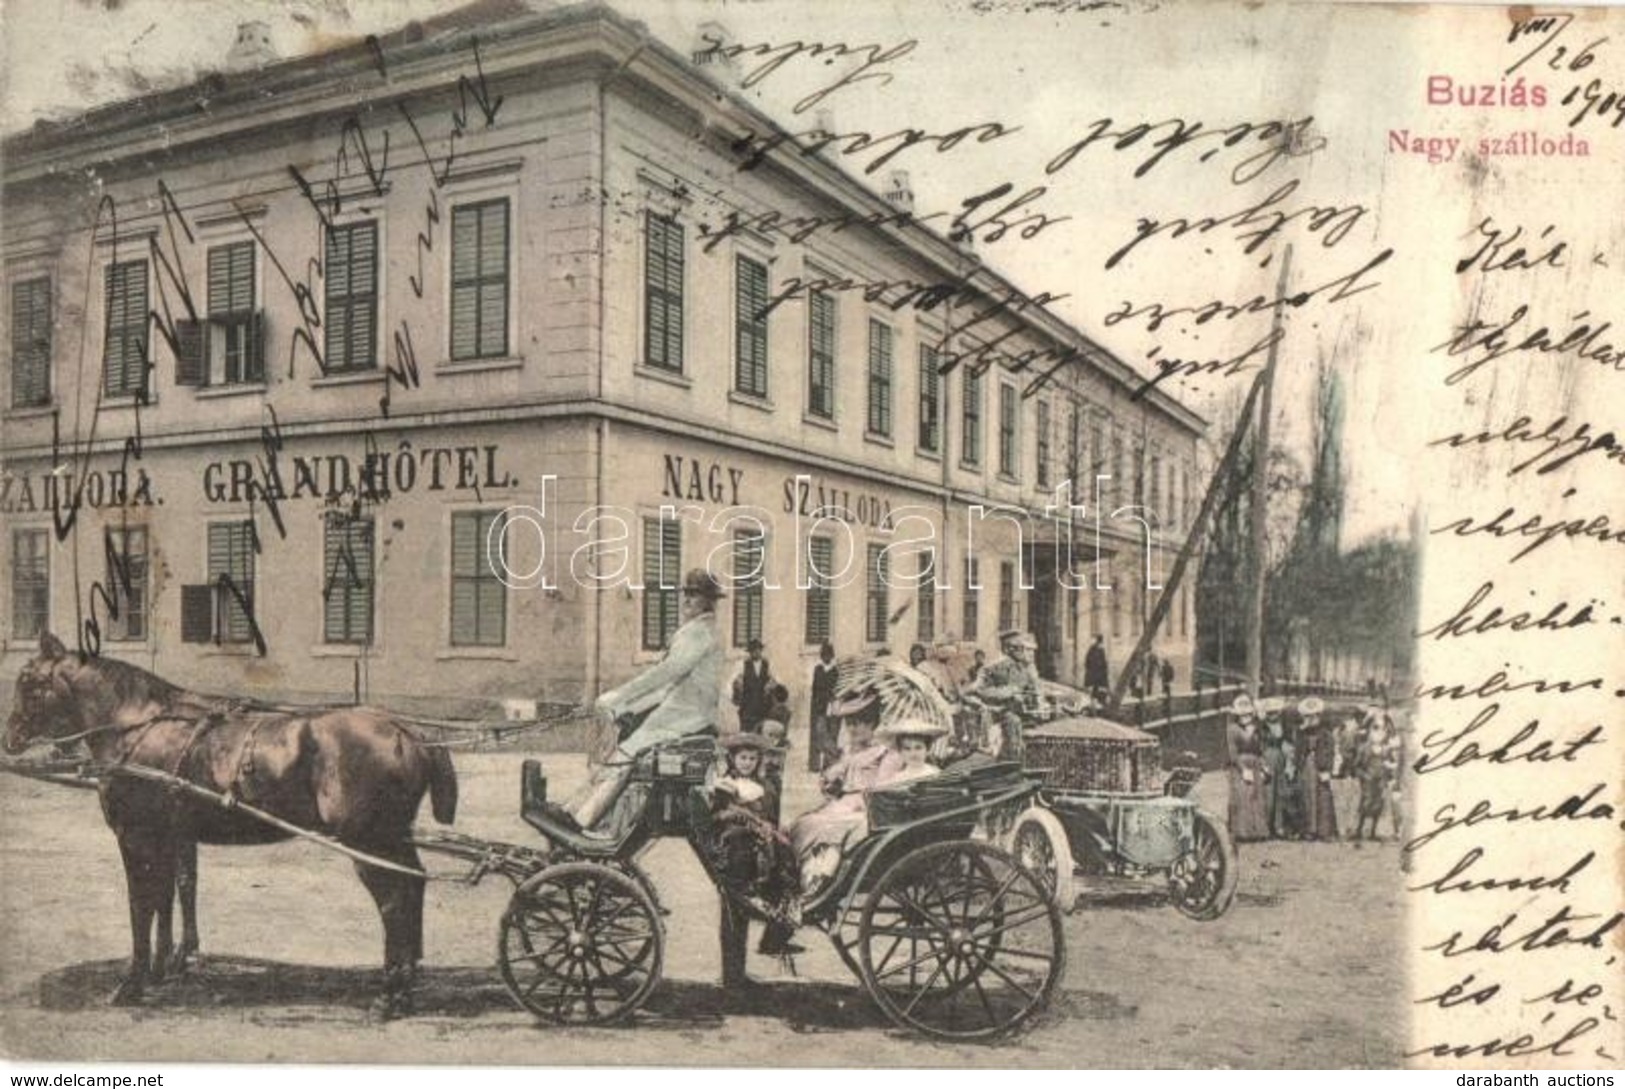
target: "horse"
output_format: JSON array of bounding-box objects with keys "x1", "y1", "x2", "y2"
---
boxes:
[{"x1": 3, "y1": 633, "x2": 458, "y2": 1017}]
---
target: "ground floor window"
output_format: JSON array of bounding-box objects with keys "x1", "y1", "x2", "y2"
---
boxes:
[
  {"x1": 323, "y1": 514, "x2": 375, "y2": 645},
  {"x1": 451, "y1": 510, "x2": 506, "y2": 647},
  {"x1": 11, "y1": 529, "x2": 49, "y2": 640},
  {"x1": 642, "y1": 515, "x2": 681, "y2": 651}
]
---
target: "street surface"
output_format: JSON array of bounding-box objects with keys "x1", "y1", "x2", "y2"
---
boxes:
[{"x1": 0, "y1": 753, "x2": 1404, "y2": 1067}]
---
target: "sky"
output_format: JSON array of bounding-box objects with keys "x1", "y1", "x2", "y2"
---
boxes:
[{"x1": 6, "y1": 0, "x2": 1613, "y2": 546}]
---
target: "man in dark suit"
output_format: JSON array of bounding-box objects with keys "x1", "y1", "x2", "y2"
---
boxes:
[
  {"x1": 732, "y1": 638, "x2": 774, "y2": 733},
  {"x1": 1084, "y1": 634, "x2": 1109, "y2": 705}
]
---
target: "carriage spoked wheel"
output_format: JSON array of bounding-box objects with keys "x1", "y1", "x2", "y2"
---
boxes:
[
  {"x1": 1168, "y1": 811, "x2": 1239, "y2": 921},
  {"x1": 858, "y1": 841, "x2": 1063, "y2": 1040},
  {"x1": 498, "y1": 862, "x2": 664, "y2": 1025},
  {"x1": 1009, "y1": 807, "x2": 1078, "y2": 915}
]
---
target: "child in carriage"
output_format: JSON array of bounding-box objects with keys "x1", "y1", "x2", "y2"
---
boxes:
[{"x1": 702, "y1": 733, "x2": 803, "y2": 958}]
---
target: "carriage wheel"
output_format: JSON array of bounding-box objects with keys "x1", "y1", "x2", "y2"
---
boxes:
[
  {"x1": 1009, "y1": 807, "x2": 1078, "y2": 915},
  {"x1": 498, "y1": 862, "x2": 664, "y2": 1025},
  {"x1": 1169, "y1": 811, "x2": 1239, "y2": 921},
  {"x1": 859, "y1": 841, "x2": 1063, "y2": 1040}
]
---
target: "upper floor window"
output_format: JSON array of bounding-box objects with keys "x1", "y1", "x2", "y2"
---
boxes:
[
  {"x1": 450, "y1": 199, "x2": 510, "y2": 361},
  {"x1": 918, "y1": 344, "x2": 942, "y2": 453},
  {"x1": 734, "y1": 255, "x2": 770, "y2": 398},
  {"x1": 1036, "y1": 400, "x2": 1052, "y2": 488},
  {"x1": 207, "y1": 242, "x2": 262, "y2": 385},
  {"x1": 807, "y1": 288, "x2": 836, "y2": 419},
  {"x1": 10, "y1": 276, "x2": 51, "y2": 408},
  {"x1": 103, "y1": 260, "x2": 149, "y2": 398},
  {"x1": 961, "y1": 367, "x2": 982, "y2": 467},
  {"x1": 643, "y1": 213, "x2": 684, "y2": 373},
  {"x1": 998, "y1": 383, "x2": 1019, "y2": 478},
  {"x1": 324, "y1": 221, "x2": 378, "y2": 372},
  {"x1": 866, "y1": 320, "x2": 893, "y2": 438}
]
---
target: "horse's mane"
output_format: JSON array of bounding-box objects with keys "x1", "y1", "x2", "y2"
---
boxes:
[{"x1": 81, "y1": 653, "x2": 187, "y2": 707}]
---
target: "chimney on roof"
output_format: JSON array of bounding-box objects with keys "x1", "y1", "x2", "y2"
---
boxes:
[
  {"x1": 883, "y1": 170, "x2": 915, "y2": 213},
  {"x1": 691, "y1": 20, "x2": 738, "y2": 79},
  {"x1": 225, "y1": 20, "x2": 278, "y2": 72}
]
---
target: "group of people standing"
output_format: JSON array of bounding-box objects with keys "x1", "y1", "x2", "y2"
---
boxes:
[{"x1": 1226, "y1": 695, "x2": 1404, "y2": 844}]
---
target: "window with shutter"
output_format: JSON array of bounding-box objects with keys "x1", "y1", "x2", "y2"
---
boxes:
[
  {"x1": 207, "y1": 521, "x2": 256, "y2": 644},
  {"x1": 103, "y1": 261, "x2": 149, "y2": 398},
  {"x1": 204, "y1": 242, "x2": 260, "y2": 385},
  {"x1": 999, "y1": 384, "x2": 1018, "y2": 478},
  {"x1": 451, "y1": 510, "x2": 506, "y2": 647},
  {"x1": 804, "y1": 534, "x2": 833, "y2": 645},
  {"x1": 866, "y1": 320, "x2": 892, "y2": 438},
  {"x1": 10, "y1": 529, "x2": 49, "y2": 640},
  {"x1": 450, "y1": 199, "x2": 509, "y2": 361},
  {"x1": 962, "y1": 556, "x2": 980, "y2": 641},
  {"x1": 323, "y1": 514, "x2": 375, "y2": 644},
  {"x1": 807, "y1": 289, "x2": 835, "y2": 419},
  {"x1": 641, "y1": 515, "x2": 681, "y2": 651},
  {"x1": 916, "y1": 549, "x2": 936, "y2": 644},
  {"x1": 734, "y1": 256, "x2": 769, "y2": 398},
  {"x1": 10, "y1": 277, "x2": 51, "y2": 408},
  {"x1": 324, "y1": 222, "x2": 378, "y2": 372},
  {"x1": 180, "y1": 585, "x2": 215, "y2": 643},
  {"x1": 643, "y1": 214, "x2": 684, "y2": 373},
  {"x1": 731, "y1": 529, "x2": 765, "y2": 648},
  {"x1": 865, "y1": 542, "x2": 888, "y2": 644},
  {"x1": 917, "y1": 344, "x2": 941, "y2": 453},
  {"x1": 105, "y1": 527, "x2": 149, "y2": 642},
  {"x1": 1037, "y1": 400, "x2": 1052, "y2": 488},
  {"x1": 962, "y1": 368, "x2": 982, "y2": 466}
]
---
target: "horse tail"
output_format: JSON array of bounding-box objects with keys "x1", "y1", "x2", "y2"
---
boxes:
[{"x1": 425, "y1": 743, "x2": 458, "y2": 825}]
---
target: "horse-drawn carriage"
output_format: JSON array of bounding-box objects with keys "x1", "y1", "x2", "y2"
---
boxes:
[
  {"x1": 495, "y1": 738, "x2": 1063, "y2": 1039},
  {"x1": 3, "y1": 637, "x2": 1064, "y2": 1041}
]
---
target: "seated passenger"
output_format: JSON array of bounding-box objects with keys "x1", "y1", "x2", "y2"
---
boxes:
[
  {"x1": 703, "y1": 733, "x2": 802, "y2": 957},
  {"x1": 790, "y1": 714, "x2": 948, "y2": 895}
]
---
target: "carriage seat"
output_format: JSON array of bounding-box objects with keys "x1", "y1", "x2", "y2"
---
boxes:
[{"x1": 520, "y1": 759, "x2": 641, "y2": 858}]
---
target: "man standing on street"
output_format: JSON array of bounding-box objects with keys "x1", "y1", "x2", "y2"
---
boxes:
[
  {"x1": 733, "y1": 638, "x2": 774, "y2": 733},
  {"x1": 1084, "y1": 634, "x2": 1109, "y2": 705}
]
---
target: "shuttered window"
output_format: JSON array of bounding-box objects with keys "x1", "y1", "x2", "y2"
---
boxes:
[
  {"x1": 103, "y1": 260, "x2": 149, "y2": 398},
  {"x1": 207, "y1": 521, "x2": 257, "y2": 644},
  {"x1": 865, "y1": 542, "x2": 889, "y2": 644},
  {"x1": 1036, "y1": 400, "x2": 1052, "y2": 488},
  {"x1": 731, "y1": 529, "x2": 765, "y2": 648},
  {"x1": 1150, "y1": 452, "x2": 1163, "y2": 528},
  {"x1": 324, "y1": 221, "x2": 378, "y2": 372},
  {"x1": 11, "y1": 277, "x2": 51, "y2": 408},
  {"x1": 918, "y1": 344, "x2": 941, "y2": 453},
  {"x1": 451, "y1": 510, "x2": 506, "y2": 646},
  {"x1": 1067, "y1": 400, "x2": 1082, "y2": 484},
  {"x1": 866, "y1": 320, "x2": 892, "y2": 438},
  {"x1": 106, "y1": 526, "x2": 148, "y2": 642},
  {"x1": 450, "y1": 199, "x2": 509, "y2": 361},
  {"x1": 804, "y1": 534, "x2": 833, "y2": 645},
  {"x1": 1111, "y1": 433, "x2": 1125, "y2": 512},
  {"x1": 1092, "y1": 419, "x2": 1105, "y2": 495},
  {"x1": 999, "y1": 384, "x2": 1018, "y2": 478},
  {"x1": 11, "y1": 529, "x2": 49, "y2": 640},
  {"x1": 323, "y1": 514, "x2": 374, "y2": 645},
  {"x1": 916, "y1": 548, "x2": 936, "y2": 645},
  {"x1": 962, "y1": 556, "x2": 979, "y2": 641},
  {"x1": 643, "y1": 213, "x2": 684, "y2": 373},
  {"x1": 807, "y1": 289, "x2": 835, "y2": 419},
  {"x1": 641, "y1": 515, "x2": 681, "y2": 651},
  {"x1": 734, "y1": 255, "x2": 769, "y2": 398},
  {"x1": 206, "y1": 242, "x2": 262, "y2": 385},
  {"x1": 962, "y1": 368, "x2": 982, "y2": 466}
]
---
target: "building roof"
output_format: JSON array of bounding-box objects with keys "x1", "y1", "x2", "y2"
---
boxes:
[{"x1": 2, "y1": 0, "x2": 1204, "y2": 436}]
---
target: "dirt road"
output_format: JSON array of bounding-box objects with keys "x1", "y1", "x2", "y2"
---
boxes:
[{"x1": 0, "y1": 754, "x2": 1404, "y2": 1067}]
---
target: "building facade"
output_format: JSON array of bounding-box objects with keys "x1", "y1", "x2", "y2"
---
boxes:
[{"x1": 1, "y1": 1, "x2": 1203, "y2": 723}]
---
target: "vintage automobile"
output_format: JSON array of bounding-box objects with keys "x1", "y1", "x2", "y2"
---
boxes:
[{"x1": 1001, "y1": 715, "x2": 1238, "y2": 921}]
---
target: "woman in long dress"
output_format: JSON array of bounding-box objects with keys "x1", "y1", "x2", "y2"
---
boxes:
[
  {"x1": 1225, "y1": 695, "x2": 1271, "y2": 842},
  {"x1": 1298, "y1": 698, "x2": 1340, "y2": 841}
]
